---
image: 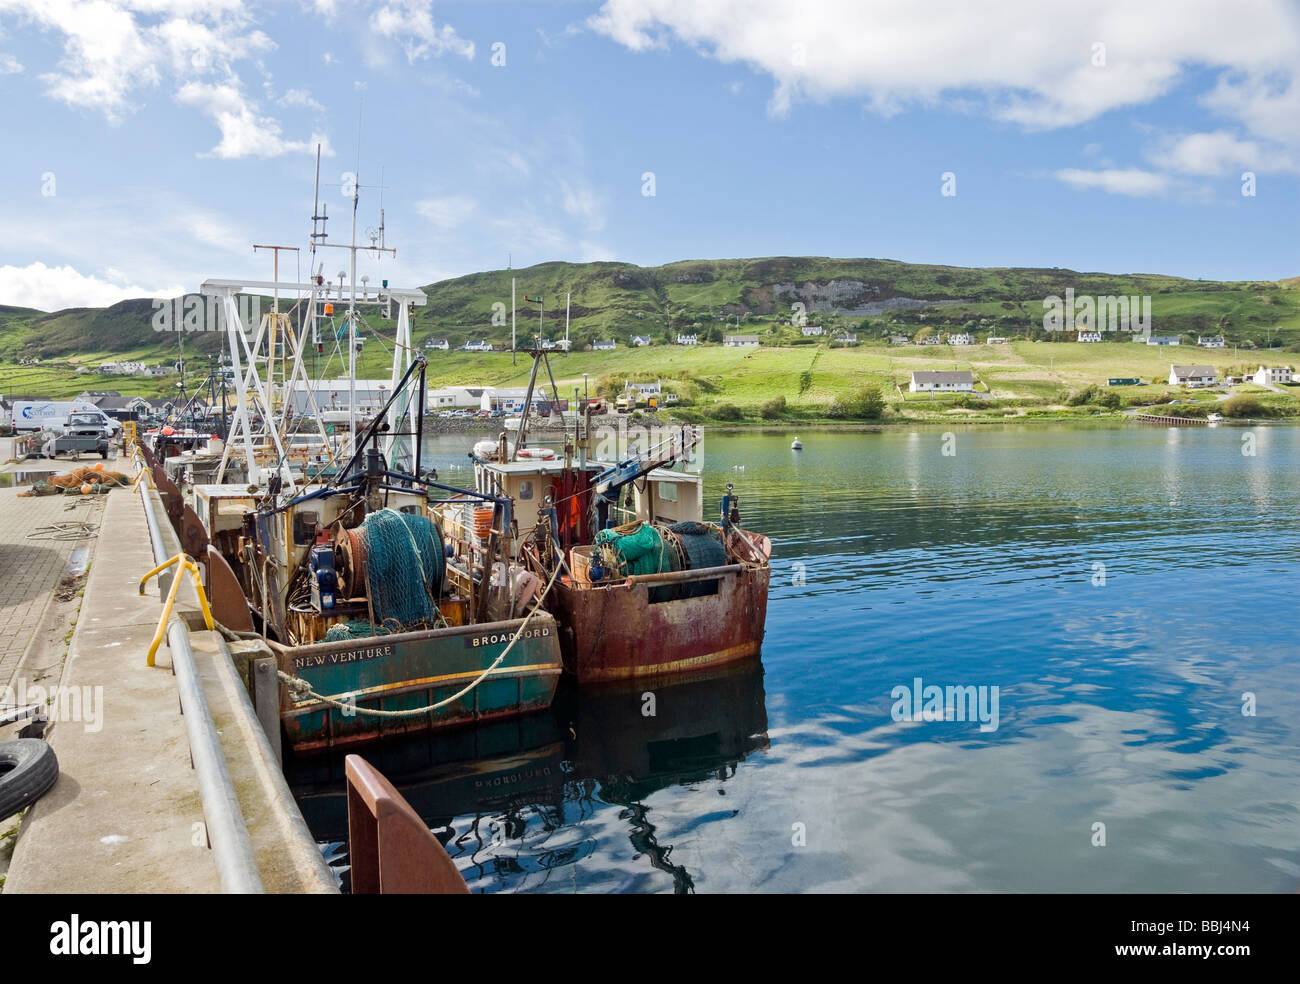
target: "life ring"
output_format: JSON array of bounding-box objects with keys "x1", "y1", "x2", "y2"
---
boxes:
[
  {"x1": 516, "y1": 447, "x2": 555, "y2": 459},
  {"x1": 0, "y1": 739, "x2": 60, "y2": 822}
]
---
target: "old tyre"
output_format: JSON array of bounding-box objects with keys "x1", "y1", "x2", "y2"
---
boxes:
[{"x1": 0, "y1": 739, "x2": 60, "y2": 822}]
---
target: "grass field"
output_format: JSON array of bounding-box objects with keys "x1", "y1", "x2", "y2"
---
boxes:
[{"x1": 6, "y1": 339, "x2": 1296, "y2": 416}]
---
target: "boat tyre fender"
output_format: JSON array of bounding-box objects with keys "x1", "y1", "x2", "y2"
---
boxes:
[{"x1": 0, "y1": 739, "x2": 60, "y2": 822}]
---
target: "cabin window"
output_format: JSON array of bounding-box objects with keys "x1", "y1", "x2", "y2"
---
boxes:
[
  {"x1": 657, "y1": 482, "x2": 678, "y2": 503},
  {"x1": 518, "y1": 480, "x2": 534, "y2": 500}
]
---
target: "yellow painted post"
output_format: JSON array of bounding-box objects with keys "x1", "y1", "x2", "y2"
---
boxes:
[{"x1": 139, "y1": 554, "x2": 215, "y2": 666}]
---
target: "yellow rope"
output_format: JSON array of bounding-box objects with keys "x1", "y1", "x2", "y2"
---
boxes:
[{"x1": 277, "y1": 560, "x2": 562, "y2": 718}]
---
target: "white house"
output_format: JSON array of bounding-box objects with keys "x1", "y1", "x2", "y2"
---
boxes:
[
  {"x1": 918, "y1": 335, "x2": 943, "y2": 345},
  {"x1": 832, "y1": 332, "x2": 857, "y2": 343},
  {"x1": 1198, "y1": 336, "x2": 1225, "y2": 348},
  {"x1": 676, "y1": 334, "x2": 698, "y2": 345},
  {"x1": 724, "y1": 334, "x2": 760, "y2": 347},
  {"x1": 1253, "y1": 366, "x2": 1294, "y2": 385},
  {"x1": 986, "y1": 336, "x2": 1009, "y2": 344},
  {"x1": 625, "y1": 381, "x2": 662, "y2": 401},
  {"x1": 910, "y1": 370, "x2": 974, "y2": 393},
  {"x1": 1147, "y1": 335, "x2": 1180, "y2": 346},
  {"x1": 1077, "y1": 331, "x2": 1103, "y2": 343},
  {"x1": 890, "y1": 335, "x2": 911, "y2": 345},
  {"x1": 800, "y1": 325, "x2": 824, "y2": 337},
  {"x1": 1169, "y1": 364, "x2": 1217, "y2": 386},
  {"x1": 631, "y1": 335, "x2": 652, "y2": 347},
  {"x1": 423, "y1": 337, "x2": 449, "y2": 350},
  {"x1": 947, "y1": 333, "x2": 976, "y2": 346},
  {"x1": 592, "y1": 339, "x2": 616, "y2": 351},
  {"x1": 461, "y1": 340, "x2": 493, "y2": 352}
]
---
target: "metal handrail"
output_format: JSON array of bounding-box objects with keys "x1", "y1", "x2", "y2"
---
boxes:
[{"x1": 137, "y1": 463, "x2": 265, "y2": 893}]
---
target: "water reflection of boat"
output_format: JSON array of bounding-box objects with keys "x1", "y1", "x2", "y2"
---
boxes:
[
  {"x1": 563, "y1": 659, "x2": 770, "y2": 803},
  {"x1": 287, "y1": 659, "x2": 770, "y2": 892},
  {"x1": 564, "y1": 660, "x2": 770, "y2": 893},
  {"x1": 286, "y1": 714, "x2": 567, "y2": 842}
]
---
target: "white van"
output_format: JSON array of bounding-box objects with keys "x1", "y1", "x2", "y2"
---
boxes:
[{"x1": 11, "y1": 400, "x2": 121, "y2": 435}]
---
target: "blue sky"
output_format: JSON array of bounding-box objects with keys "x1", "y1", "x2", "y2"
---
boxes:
[{"x1": 0, "y1": 0, "x2": 1297, "y2": 310}]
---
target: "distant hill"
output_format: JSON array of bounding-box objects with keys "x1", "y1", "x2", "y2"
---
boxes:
[{"x1": 2, "y1": 257, "x2": 1297, "y2": 366}]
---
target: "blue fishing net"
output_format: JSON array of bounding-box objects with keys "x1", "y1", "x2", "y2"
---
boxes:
[{"x1": 325, "y1": 508, "x2": 446, "y2": 640}]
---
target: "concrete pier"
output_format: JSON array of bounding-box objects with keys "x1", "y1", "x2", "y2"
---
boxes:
[{"x1": 2, "y1": 451, "x2": 336, "y2": 893}]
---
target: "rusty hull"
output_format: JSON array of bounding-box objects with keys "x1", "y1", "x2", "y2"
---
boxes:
[{"x1": 554, "y1": 563, "x2": 769, "y2": 682}]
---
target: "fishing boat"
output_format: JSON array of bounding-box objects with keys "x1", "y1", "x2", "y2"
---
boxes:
[
  {"x1": 138, "y1": 168, "x2": 563, "y2": 753},
  {"x1": 449, "y1": 351, "x2": 772, "y2": 683}
]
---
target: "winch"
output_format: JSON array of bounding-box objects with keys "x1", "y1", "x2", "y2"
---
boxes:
[{"x1": 309, "y1": 536, "x2": 338, "y2": 610}]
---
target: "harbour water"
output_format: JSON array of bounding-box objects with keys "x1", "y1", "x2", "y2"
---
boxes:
[{"x1": 289, "y1": 423, "x2": 1300, "y2": 893}]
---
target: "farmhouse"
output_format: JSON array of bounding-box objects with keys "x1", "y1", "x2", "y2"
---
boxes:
[
  {"x1": 1077, "y1": 331, "x2": 1103, "y2": 342},
  {"x1": 724, "y1": 334, "x2": 760, "y2": 347},
  {"x1": 630, "y1": 335, "x2": 652, "y2": 346},
  {"x1": 461, "y1": 340, "x2": 493, "y2": 352},
  {"x1": 423, "y1": 337, "x2": 449, "y2": 350},
  {"x1": 675, "y1": 334, "x2": 698, "y2": 345},
  {"x1": 986, "y1": 336, "x2": 1009, "y2": 344},
  {"x1": 592, "y1": 339, "x2": 616, "y2": 351},
  {"x1": 947, "y1": 333, "x2": 976, "y2": 345},
  {"x1": 1146, "y1": 335, "x2": 1180, "y2": 346},
  {"x1": 910, "y1": 370, "x2": 975, "y2": 393},
  {"x1": 890, "y1": 335, "x2": 911, "y2": 345},
  {"x1": 1197, "y1": 336, "x2": 1225, "y2": 348},
  {"x1": 832, "y1": 332, "x2": 857, "y2": 343},
  {"x1": 1168, "y1": 365, "x2": 1217, "y2": 387},
  {"x1": 1253, "y1": 366, "x2": 1295, "y2": 385},
  {"x1": 800, "y1": 325, "x2": 824, "y2": 336}
]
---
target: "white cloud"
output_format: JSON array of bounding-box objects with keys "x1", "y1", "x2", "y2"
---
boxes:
[
  {"x1": 589, "y1": 0, "x2": 1300, "y2": 139},
  {"x1": 414, "y1": 195, "x2": 477, "y2": 228},
  {"x1": 370, "y1": 0, "x2": 474, "y2": 64},
  {"x1": 176, "y1": 81, "x2": 331, "y2": 158},
  {"x1": 0, "y1": 0, "x2": 321, "y2": 158},
  {"x1": 0, "y1": 261, "x2": 181, "y2": 310},
  {"x1": 1055, "y1": 168, "x2": 1170, "y2": 197},
  {"x1": 280, "y1": 87, "x2": 325, "y2": 112},
  {"x1": 1148, "y1": 129, "x2": 1291, "y2": 176},
  {"x1": 322, "y1": 51, "x2": 337, "y2": 65},
  {"x1": 0, "y1": 52, "x2": 22, "y2": 74},
  {"x1": 559, "y1": 180, "x2": 606, "y2": 232}
]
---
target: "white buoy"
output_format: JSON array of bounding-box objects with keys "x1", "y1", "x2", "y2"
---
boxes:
[{"x1": 791, "y1": 438, "x2": 802, "y2": 450}]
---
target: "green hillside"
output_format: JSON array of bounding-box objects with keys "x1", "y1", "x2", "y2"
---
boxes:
[{"x1": 2, "y1": 257, "x2": 1298, "y2": 417}]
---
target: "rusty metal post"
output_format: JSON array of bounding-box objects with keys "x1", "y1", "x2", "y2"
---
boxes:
[
  {"x1": 248, "y1": 656, "x2": 282, "y2": 766},
  {"x1": 345, "y1": 755, "x2": 469, "y2": 894}
]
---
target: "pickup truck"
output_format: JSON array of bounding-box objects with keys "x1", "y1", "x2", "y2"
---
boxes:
[{"x1": 31, "y1": 413, "x2": 111, "y2": 460}]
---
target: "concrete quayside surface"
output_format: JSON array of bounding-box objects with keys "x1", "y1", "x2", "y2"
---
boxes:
[{"x1": 2, "y1": 450, "x2": 336, "y2": 894}]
